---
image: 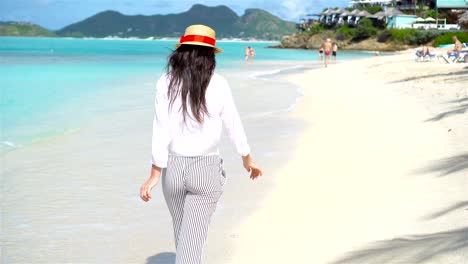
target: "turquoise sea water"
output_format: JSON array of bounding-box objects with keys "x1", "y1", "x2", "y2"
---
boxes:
[{"x1": 0, "y1": 37, "x2": 375, "y2": 152}]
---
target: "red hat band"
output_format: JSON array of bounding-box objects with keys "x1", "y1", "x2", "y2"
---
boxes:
[{"x1": 179, "y1": 35, "x2": 216, "y2": 46}]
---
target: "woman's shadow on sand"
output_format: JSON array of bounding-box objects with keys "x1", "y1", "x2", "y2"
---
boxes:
[{"x1": 146, "y1": 252, "x2": 176, "y2": 264}]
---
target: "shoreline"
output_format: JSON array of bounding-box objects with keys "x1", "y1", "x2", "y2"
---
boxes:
[
  {"x1": 267, "y1": 44, "x2": 411, "y2": 52},
  {"x1": 226, "y1": 48, "x2": 468, "y2": 263},
  {"x1": 0, "y1": 35, "x2": 281, "y2": 43}
]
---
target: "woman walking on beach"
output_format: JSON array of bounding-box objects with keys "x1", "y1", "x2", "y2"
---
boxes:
[{"x1": 140, "y1": 24, "x2": 262, "y2": 264}]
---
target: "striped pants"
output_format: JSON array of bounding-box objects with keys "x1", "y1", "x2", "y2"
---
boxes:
[{"x1": 162, "y1": 155, "x2": 226, "y2": 264}]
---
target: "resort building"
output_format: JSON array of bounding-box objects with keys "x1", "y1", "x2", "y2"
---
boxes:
[
  {"x1": 296, "y1": 0, "x2": 467, "y2": 30},
  {"x1": 314, "y1": 7, "x2": 416, "y2": 28},
  {"x1": 350, "y1": 0, "x2": 468, "y2": 10}
]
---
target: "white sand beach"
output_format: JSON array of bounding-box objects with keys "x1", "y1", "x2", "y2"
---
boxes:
[{"x1": 226, "y1": 50, "x2": 468, "y2": 264}]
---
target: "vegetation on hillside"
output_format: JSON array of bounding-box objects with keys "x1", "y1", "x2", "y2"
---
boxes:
[
  {"x1": 236, "y1": 8, "x2": 296, "y2": 40},
  {"x1": 0, "y1": 22, "x2": 57, "y2": 37}
]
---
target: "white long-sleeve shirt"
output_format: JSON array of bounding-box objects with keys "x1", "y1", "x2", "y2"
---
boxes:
[{"x1": 151, "y1": 73, "x2": 251, "y2": 168}]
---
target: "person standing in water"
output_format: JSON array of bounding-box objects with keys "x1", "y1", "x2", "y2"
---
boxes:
[
  {"x1": 140, "y1": 24, "x2": 263, "y2": 264},
  {"x1": 249, "y1": 46, "x2": 255, "y2": 62},
  {"x1": 245, "y1": 46, "x2": 251, "y2": 63}
]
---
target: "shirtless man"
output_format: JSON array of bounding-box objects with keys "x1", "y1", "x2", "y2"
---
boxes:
[
  {"x1": 447, "y1": 36, "x2": 463, "y2": 57},
  {"x1": 332, "y1": 43, "x2": 338, "y2": 61},
  {"x1": 323, "y1": 38, "x2": 332, "y2": 67}
]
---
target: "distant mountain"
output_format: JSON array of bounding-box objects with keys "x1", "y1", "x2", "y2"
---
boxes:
[
  {"x1": 57, "y1": 4, "x2": 296, "y2": 40},
  {"x1": 0, "y1": 22, "x2": 57, "y2": 37}
]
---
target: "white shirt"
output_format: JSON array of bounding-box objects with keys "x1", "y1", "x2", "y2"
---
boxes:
[{"x1": 151, "y1": 73, "x2": 251, "y2": 168}]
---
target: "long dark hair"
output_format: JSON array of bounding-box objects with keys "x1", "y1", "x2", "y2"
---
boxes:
[{"x1": 166, "y1": 45, "x2": 216, "y2": 124}]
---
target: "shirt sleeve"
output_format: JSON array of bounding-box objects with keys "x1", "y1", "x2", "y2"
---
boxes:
[
  {"x1": 220, "y1": 78, "x2": 251, "y2": 156},
  {"x1": 151, "y1": 76, "x2": 171, "y2": 168}
]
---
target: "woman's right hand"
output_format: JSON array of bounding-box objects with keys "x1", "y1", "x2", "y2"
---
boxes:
[
  {"x1": 242, "y1": 154, "x2": 263, "y2": 180},
  {"x1": 140, "y1": 165, "x2": 162, "y2": 202}
]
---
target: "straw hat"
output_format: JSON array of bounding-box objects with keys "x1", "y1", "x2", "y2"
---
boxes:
[{"x1": 176, "y1": 24, "x2": 223, "y2": 54}]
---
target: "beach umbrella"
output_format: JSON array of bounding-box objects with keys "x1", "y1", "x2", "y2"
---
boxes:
[
  {"x1": 415, "y1": 17, "x2": 425, "y2": 22},
  {"x1": 425, "y1": 17, "x2": 436, "y2": 23}
]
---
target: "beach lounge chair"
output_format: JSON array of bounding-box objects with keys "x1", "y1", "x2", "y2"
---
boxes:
[
  {"x1": 415, "y1": 50, "x2": 436, "y2": 62},
  {"x1": 438, "y1": 52, "x2": 468, "y2": 64},
  {"x1": 454, "y1": 52, "x2": 467, "y2": 63}
]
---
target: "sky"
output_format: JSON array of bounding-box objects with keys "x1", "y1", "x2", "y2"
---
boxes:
[{"x1": 0, "y1": 0, "x2": 348, "y2": 30}]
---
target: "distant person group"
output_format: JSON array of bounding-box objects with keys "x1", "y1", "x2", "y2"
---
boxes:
[
  {"x1": 318, "y1": 38, "x2": 338, "y2": 67},
  {"x1": 245, "y1": 46, "x2": 255, "y2": 63}
]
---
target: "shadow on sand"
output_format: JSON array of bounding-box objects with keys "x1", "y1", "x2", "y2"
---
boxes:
[
  {"x1": 146, "y1": 252, "x2": 176, "y2": 264},
  {"x1": 388, "y1": 69, "x2": 468, "y2": 84},
  {"x1": 331, "y1": 226, "x2": 468, "y2": 264},
  {"x1": 423, "y1": 200, "x2": 468, "y2": 220},
  {"x1": 425, "y1": 102, "x2": 468, "y2": 122},
  {"x1": 333, "y1": 201, "x2": 468, "y2": 264},
  {"x1": 418, "y1": 153, "x2": 468, "y2": 176},
  {"x1": 387, "y1": 69, "x2": 468, "y2": 122}
]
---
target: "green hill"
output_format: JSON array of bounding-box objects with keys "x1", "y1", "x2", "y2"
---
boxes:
[
  {"x1": 0, "y1": 22, "x2": 57, "y2": 37},
  {"x1": 236, "y1": 8, "x2": 296, "y2": 40},
  {"x1": 57, "y1": 4, "x2": 295, "y2": 40}
]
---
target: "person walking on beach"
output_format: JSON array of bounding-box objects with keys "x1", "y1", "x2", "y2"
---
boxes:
[
  {"x1": 249, "y1": 46, "x2": 255, "y2": 62},
  {"x1": 332, "y1": 43, "x2": 338, "y2": 61},
  {"x1": 323, "y1": 38, "x2": 332, "y2": 67},
  {"x1": 140, "y1": 24, "x2": 263, "y2": 264},
  {"x1": 318, "y1": 44, "x2": 324, "y2": 61}
]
